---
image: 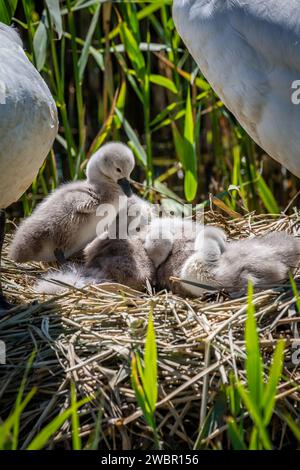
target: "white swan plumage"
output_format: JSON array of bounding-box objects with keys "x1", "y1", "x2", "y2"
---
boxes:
[{"x1": 173, "y1": 0, "x2": 300, "y2": 176}]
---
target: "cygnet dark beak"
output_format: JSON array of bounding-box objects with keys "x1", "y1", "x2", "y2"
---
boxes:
[{"x1": 117, "y1": 178, "x2": 132, "y2": 197}]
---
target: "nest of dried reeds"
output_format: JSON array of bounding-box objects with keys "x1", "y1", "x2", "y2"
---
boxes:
[{"x1": 0, "y1": 211, "x2": 299, "y2": 449}]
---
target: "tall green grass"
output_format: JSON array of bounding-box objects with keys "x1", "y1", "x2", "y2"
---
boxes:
[
  {"x1": 0, "y1": 352, "x2": 92, "y2": 450},
  {"x1": 1, "y1": 288, "x2": 299, "y2": 450},
  {"x1": 131, "y1": 309, "x2": 160, "y2": 448},
  {"x1": 1, "y1": 0, "x2": 298, "y2": 217},
  {"x1": 226, "y1": 283, "x2": 296, "y2": 450},
  {"x1": 193, "y1": 283, "x2": 300, "y2": 450},
  {"x1": 228, "y1": 284, "x2": 284, "y2": 449}
]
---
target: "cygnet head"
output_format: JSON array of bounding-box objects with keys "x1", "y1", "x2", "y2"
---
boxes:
[
  {"x1": 86, "y1": 142, "x2": 135, "y2": 196},
  {"x1": 144, "y1": 227, "x2": 174, "y2": 268},
  {"x1": 194, "y1": 226, "x2": 227, "y2": 262}
]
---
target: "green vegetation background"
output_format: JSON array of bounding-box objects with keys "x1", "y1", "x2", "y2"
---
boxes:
[{"x1": 2, "y1": 0, "x2": 299, "y2": 218}]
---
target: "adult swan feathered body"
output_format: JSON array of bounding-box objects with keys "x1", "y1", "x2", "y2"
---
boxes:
[
  {"x1": 0, "y1": 23, "x2": 58, "y2": 309},
  {"x1": 173, "y1": 0, "x2": 300, "y2": 177}
]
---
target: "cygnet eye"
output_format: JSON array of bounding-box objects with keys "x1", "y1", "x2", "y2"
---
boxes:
[{"x1": 116, "y1": 167, "x2": 122, "y2": 173}]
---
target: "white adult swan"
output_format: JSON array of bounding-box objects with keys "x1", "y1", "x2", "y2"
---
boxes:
[
  {"x1": 0, "y1": 23, "x2": 58, "y2": 309},
  {"x1": 173, "y1": 0, "x2": 300, "y2": 177}
]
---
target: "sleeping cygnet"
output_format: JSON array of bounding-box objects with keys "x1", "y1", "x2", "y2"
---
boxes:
[
  {"x1": 181, "y1": 231, "x2": 300, "y2": 297},
  {"x1": 35, "y1": 233, "x2": 156, "y2": 295},
  {"x1": 9, "y1": 142, "x2": 135, "y2": 263},
  {"x1": 157, "y1": 225, "x2": 226, "y2": 296},
  {"x1": 143, "y1": 216, "x2": 199, "y2": 268},
  {"x1": 84, "y1": 234, "x2": 156, "y2": 290},
  {"x1": 213, "y1": 232, "x2": 300, "y2": 291}
]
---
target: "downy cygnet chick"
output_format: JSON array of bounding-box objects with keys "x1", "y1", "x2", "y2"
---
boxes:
[
  {"x1": 179, "y1": 226, "x2": 227, "y2": 296},
  {"x1": 84, "y1": 234, "x2": 156, "y2": 290},
  {"x1": 109, "y1": 193, "x2": 156, "y2": 240},
  {"x1": 158, "y1": 225, "x2": 226, "y2": 295},
  {"x1": 181, "y1": 231, "x2": 300, "y2": 297},
  {"x1": 35, "y1": 233, "x2": 155, "y2": 294},
  {"x1": 10, "y1": 142, "x2": 135, "y2": 263},
  {"x1": 213, "y1": 232, "x2": 300, "y2": 291},
  {"x1": 144, "y1": 216, "x2": 200, "y2": 268}
]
